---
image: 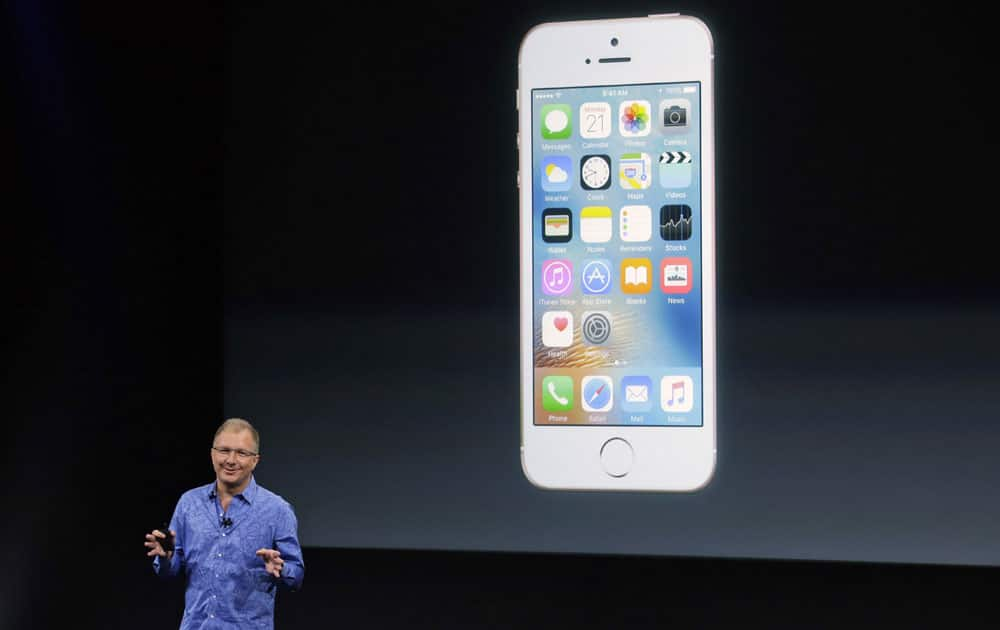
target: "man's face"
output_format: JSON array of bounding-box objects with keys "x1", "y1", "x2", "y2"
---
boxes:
[{"x1": 211, "y1": 429, "x2": 259, "y2": 489}]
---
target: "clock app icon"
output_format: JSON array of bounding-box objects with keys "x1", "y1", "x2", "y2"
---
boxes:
[{"x1": 580, "y1": 154, "x2": 611, "y2": 191}]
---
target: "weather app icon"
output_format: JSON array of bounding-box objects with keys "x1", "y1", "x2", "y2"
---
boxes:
[
  {"x1": 540, "y1": 155, "x2": 572, "y2": 192},
  {"x1": 581, "y1": 259, "x2": 612, "y2": 295}
]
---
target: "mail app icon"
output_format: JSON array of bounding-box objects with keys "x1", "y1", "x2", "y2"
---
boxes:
[
  {"x1": 620, "y1": 375, "x2": 654, "y2": 413},
  {"x1": 626, "y1": 385, "x2": 648, "y2": 403}
]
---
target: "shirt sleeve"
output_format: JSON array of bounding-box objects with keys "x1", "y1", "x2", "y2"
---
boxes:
[
  {"x1": 272, "y1": 503, "x2": 305, "y2": 591},
  {"x1": 152, "y1": 501, "x2": 185, "y2": 579}
]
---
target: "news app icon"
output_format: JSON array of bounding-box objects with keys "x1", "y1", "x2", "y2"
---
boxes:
[{"x1": 660, "y1": 257, "x2": 692, "y2": 294}]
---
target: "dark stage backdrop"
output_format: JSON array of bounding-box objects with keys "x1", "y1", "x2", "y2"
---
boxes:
[
  {"x1": 224, "y1": 1, "x2": 999, "y2": 566},
  {"x1": 9, "y1": 2, "x2": 998, "y2": 629}
]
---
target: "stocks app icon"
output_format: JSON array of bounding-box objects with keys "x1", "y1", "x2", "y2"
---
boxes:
[{"x1": 660, "y1": 205, "x2": 693, "y2": 240}]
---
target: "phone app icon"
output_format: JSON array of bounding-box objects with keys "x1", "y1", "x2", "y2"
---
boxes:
[
  {"x1": 620, "y1": 205, "x2": 652, "y2": 242},
  {"x1": 541, "y1": 311, "x2": 574, "y2": 347},
  {"x1": 658, "y1": 151, "x2": 692, "y2": 188},
  {"x1": 540, "y1": 155, "x2": 572, "y2": 192},
  {"x1": 618, "y1": 100, "x2": 651, "y2": 137},
  {"x1": 581, "y1": 259, "x2": 612, "y2": 295},
  {"x1": 542, "y1": 208, "x2": 572, "y2": 243},
  {"x1": 582, "y1": 375, "x2": 613, "y2": 413},
  {"x1": 542, "y1": 375, "x2": 573, "y2": 412},
  {"x1": 621, "y1": 375, "x2": 653, "y2": 413},
  {"x1": 660, "y1": 375, "x2": 694, "y2": 413},
  {"x1": 580, "y1": 102, "x2": 612, "y2": 139},
  {"x1": 660, "y1": 257, "x2": 692, "y2": 294},
  {"x1": 621, "y1": 258, "x2": 652, "y2": 294},
  {"x1": 541, "y1": 259, "x2": 573, "y2": 296},
  {"x1": 580, "y1": 155, "x2": 612, "y2": 190},
  {"x1": 619, "y1": 153, "x2": 652, "y2": 190},
  {"x1": 660, "y1": 205, "x2": 693, "y2": 241},
  {"x1": 580, "y1": 206, "x2": 612, "y2": 243},
  {"x1": 581, "y1": 311, "x2": 611, "y2": 345},
  {"x1": 540, "y1": 104, "x2": 572, "y2": 140},
  {"x1": 659, "y1": 98, "x2": 690, "y2": 132}
]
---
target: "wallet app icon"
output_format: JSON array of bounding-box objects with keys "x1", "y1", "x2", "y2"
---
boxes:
[{"x1": 620, "y1": 375, "x2": 653, "y2": 413}]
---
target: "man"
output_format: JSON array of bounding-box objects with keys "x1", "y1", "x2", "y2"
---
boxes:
[{"x1": 144, "y1": 418, "x2": 304, "y2": 629}]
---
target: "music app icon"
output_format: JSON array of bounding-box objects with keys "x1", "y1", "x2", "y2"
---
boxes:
[
  {"x1": 660, "y1": 376, "x2": 694, "y2": 413},
  {"x1": 541, "y1": 259, "x2": 573, "y2": 296}
]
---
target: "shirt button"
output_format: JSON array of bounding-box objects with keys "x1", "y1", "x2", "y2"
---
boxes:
[
  {"x1": 221, "y1": 533, "x2": 226, "y2": 537},
  {"x1": 218, "y1": 553, "x2": 222, "y2": 557},
  {"x1": 210, "y1": 614, "x2": 214, "y2": 619}
]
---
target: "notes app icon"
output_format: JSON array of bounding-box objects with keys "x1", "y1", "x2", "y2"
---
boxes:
[
  {"x1": 580, "y1": 206, "x2": 613, "y2": 243},
  {"x1": 620, "y1": 258, "x2": 652, "y2": 294}
]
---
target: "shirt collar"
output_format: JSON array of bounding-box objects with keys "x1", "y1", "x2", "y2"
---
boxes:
[{"x1": 207, "y1": 476, "x2": 258, "y2": 505}]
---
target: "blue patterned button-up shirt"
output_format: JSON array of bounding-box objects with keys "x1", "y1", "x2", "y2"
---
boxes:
[{"x1": 153, "y1": 477, "x2": 304, "y2": 629}]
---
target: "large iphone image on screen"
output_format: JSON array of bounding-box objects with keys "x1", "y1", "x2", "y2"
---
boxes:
[{"x1": 518, "y1": 15, "x2": 716, "y2": 491}]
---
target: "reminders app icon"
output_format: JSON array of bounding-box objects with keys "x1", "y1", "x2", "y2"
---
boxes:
[{"x1": 621, "y1": 375, "x2": 653, "y2": 413}]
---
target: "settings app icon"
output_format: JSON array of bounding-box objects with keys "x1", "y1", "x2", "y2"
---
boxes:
[{"x1": 582, "y1": 311, "x2": 611, "y2": 345}]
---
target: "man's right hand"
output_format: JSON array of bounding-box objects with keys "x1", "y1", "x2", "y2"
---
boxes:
[{"x1": 144, "y1": 529, "x2": 175, "y2": 559}]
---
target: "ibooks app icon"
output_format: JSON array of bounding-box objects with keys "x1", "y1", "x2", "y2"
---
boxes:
[{"x1": 620, "y1": 258, "x2": 652, "y2": 294}]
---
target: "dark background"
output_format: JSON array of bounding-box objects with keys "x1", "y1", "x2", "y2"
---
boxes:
[{"x1": 7, "y1": 1, "x2": 998, "y2": 628}]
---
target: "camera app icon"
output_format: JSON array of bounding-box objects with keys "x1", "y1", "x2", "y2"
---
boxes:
[{"x1": 659, "y1": 99, "x2": 690, "y2": 132}]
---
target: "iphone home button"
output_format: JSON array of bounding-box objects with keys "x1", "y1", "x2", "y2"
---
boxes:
[{"x1": 600, "y1": 438, "x2": 633, "y2": 478}]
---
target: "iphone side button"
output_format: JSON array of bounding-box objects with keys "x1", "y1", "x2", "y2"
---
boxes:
[{"x1": 600, "y1": 438, "x2": 633, "y2": 478}]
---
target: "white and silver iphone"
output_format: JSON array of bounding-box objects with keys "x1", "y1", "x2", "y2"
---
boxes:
[{"x1": 519, "y1": 15, "x2": 716, "y2": 491}]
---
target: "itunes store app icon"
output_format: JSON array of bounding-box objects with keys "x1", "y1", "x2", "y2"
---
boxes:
[{"x1": 541, "y1": 259, "x2": 573, "y2": 296}]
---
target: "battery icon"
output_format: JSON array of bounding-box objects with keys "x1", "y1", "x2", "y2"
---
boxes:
[{"x1": 682, "y1": 86, "x2": 697, "y2": 93}]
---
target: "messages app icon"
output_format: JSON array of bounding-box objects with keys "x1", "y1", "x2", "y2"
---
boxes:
[
  {"x1": 620, "y1": 375, "x2": 653, "y2": 413},
  {"x1": 540, "y1": 104, "x2": 572, "y2": 140}
]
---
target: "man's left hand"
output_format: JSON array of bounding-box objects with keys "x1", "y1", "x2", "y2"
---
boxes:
[{"x1": 256, "y1": 548, "x2": 284, "y2": 578}]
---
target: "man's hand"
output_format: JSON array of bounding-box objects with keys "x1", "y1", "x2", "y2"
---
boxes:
[
  {"x1": 144, "y1": 529, "x2": 175, "y2": 558},
  {"x1": 256, "y1": 548, "x2": 284, "y2": 578}
]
